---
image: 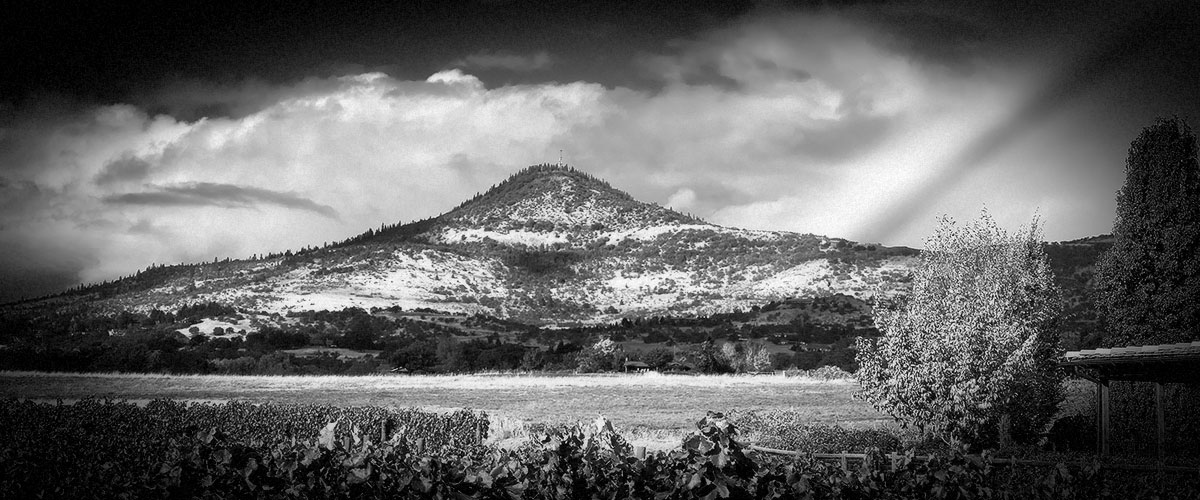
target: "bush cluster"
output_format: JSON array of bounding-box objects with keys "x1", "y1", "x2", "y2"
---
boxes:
[
  {"x1": 857, "y1": 212, "x2": 1062, "y2": 449},
  {"x1": 783, "y1": 365, "x2": 855, "y2": 380}
]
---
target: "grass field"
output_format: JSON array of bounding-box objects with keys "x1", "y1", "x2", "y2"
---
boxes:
[{"x1": 0, "y1": 371, "x2": 885, "y2": 438}]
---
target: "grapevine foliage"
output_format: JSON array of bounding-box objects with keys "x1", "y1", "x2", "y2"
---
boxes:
[{"x1": 0, "y1": 401, "x2": 1195, "y2": 499}]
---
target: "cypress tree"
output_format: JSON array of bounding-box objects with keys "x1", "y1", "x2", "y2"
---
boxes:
[{"x1": 1093, "y1": 117, "x2": 1200, "y2": 346}]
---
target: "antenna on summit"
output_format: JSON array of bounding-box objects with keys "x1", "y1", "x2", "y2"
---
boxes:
[{"x1": 558, "y1": 149, "x2": 564, "y2": 166}]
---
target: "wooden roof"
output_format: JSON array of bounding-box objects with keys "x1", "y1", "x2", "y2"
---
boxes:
[{"x1": 1061, "y1": 341, "x2": 1200, "y2": 383}]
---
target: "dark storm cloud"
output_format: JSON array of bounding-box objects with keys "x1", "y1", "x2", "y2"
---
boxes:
[
  {"x1": 0, "y1": 96, "x2": 95, "y2": 177},
  {"x1": 0, "y1": 178, "x2": 51, "y2": 227},
  {"x1": 659, "y1": 181, "x2": 755, "y2": 219},
  {"x1": 0, "y1": 263, "x2": 89, "y2": 304},
  {"x1": 129, "y1": 77, "x2": 355, "y2": 122},
  {"x1": 94, "y1": 156, "x2": 153, "y2": 185},
  {"x1": 105, "y1": 183, "x2": 340, "y2": 219},
  {"x1": 792, "y1": 116, "x2": 892, "y2": 162},
  {"x1": 687, "y1": 68, "x2": 742, "y2": 91},
  {"x1": 451, "y1": 51, "x2": 554, "y2": 72},
  {"x1": 0, "y1": 231, "x2": 97, "y2": 304},
  {"x1": 750, "y1": 58, "x2": 812, "y2": 83},
  {"x1": 643, "y1": 35, "x2": 815, "y2": 92},
  {"x1": 843, "y1": 5, "x2": 989, "y2": 72}
]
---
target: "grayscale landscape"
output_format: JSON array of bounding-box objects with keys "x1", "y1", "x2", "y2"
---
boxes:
[{"x1": 1, "y1": 1, "x2": 1198, "y2": 498}]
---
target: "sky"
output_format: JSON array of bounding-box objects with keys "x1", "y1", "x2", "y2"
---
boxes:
[{"x1": 2, "y1": 0, "x2": 1199, "y2": 303}]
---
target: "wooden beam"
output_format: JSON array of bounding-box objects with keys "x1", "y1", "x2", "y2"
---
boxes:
[{"x1": 1156, "y1": 382, "x2": 1165, "y2": 465}]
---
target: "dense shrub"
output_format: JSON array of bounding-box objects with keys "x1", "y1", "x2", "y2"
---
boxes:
[
  {"x1": 1046, "y1": 413, "x2": 1094, "y2": 453},
  {"x1": 857, "y1": 212, "x2": 1063, "y2": 448}
]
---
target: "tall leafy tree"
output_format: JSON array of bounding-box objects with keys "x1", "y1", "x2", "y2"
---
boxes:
[
  {"x1": 856, "y1": 212, "x2": 1062, "y2": 448},
  {"x1": 1094, "y1": 117, "x2": 1200, "y2": 346},
  {"x1": 576, "y1": 337, "x2": 622, "y2": 372}
]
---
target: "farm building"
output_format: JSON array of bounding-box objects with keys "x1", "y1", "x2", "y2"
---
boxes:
[
  {"x1": 623, "y1": 360, "x2": 651, "y2": 372},
  {"x1": 1061, "y1": 341, "x2": 1200, "y2": 460}
]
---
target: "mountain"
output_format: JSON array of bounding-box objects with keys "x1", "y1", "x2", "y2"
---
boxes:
[
  {"x1": 439, "y1": 164, "x2": 702, "y2": 232},
  {"x1": 5, "y1": 164, "x2": 923, "y2": 324}
]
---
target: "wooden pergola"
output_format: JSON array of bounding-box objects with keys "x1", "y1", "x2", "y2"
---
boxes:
[{"x1": 1060, "y1": 341, "x2": 1200, "y2": 459}]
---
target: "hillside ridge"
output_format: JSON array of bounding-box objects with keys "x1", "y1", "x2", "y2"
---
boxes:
[{"x1": 6, "y1": 163, "x2": 925, "y2": 324}]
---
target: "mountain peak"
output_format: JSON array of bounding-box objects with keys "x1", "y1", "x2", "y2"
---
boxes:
[{"x1": 440, "y1": 164, "x2": 704, "y2": 232}]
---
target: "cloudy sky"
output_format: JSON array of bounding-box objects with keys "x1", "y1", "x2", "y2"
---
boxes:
[{"x1": 2, "y1": 0, "x2": 1198, "y2": 302}]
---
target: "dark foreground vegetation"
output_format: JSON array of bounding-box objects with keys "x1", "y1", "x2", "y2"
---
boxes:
[{"x1": 2, "y1": 399, "x2": 1195, "y2": 499}]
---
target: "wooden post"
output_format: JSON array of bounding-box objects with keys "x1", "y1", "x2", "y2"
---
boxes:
[
  {"x1": 1156, "y1": 382, "x2": 1165, "y2": 465},
  {"x1": 999, "y1": 413, "x2": 1011, "y2": 449},
  {"x1": 1095, "y1": 380, "x2": 1103, "y2": 454},
  {"x1": 476, "y1": 420, "x2": 483, "y2": 445},
  {"x1": 1099, "y1": 380, "x2": 1111, "y2": 456}
]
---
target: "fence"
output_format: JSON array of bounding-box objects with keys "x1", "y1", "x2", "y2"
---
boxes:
[{"x1": 745, "y1": 444, "x2": 1200, "y2": 474}]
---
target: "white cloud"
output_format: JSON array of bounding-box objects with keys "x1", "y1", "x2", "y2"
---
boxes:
[
  {"x1": 666, "y1": 188, "x2": 697, "y2": 211},
  {"x1": 1, "y1": 71, "x2": 612, "y2": 291},
  {"x1": 0, "y1": 9, "x2": 1122, "y2": 296}
]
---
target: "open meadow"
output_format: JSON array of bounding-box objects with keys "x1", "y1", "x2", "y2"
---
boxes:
[{"x1": 0, "y1": 371, "x2": 884, "y2": 441}]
